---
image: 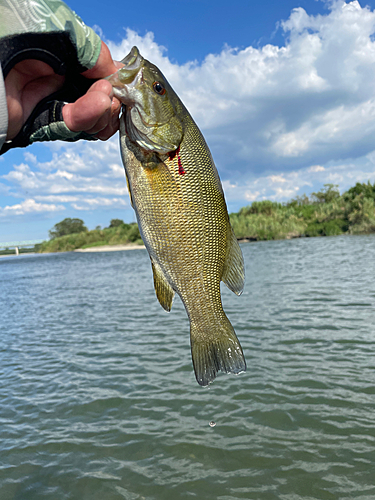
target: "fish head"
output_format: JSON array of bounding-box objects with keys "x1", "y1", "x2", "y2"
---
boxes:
[{"x1": 107, "y1": 46, "x2": 183, "y2": 154}]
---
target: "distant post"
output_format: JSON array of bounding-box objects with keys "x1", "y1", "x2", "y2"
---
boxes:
[{"x1": 15, "y1": 247, "x2": 19, "y2": 255}]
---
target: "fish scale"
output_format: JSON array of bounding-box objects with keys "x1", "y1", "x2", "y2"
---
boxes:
[{"x1": 109, "y1": 46, "x2": 246, "y2": 386}]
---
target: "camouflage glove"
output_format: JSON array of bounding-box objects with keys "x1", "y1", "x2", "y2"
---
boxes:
[{"x1": 0, "y1": 0, "x2": 102, "y2": 154}]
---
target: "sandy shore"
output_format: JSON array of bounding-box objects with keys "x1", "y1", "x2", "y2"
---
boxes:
[{"x1": 74, "y1": 244, "x2": 146, "y2": 253}]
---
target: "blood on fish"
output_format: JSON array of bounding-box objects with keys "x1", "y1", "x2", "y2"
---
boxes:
[
  {"x1": 168, "y1": 146, "x2": 179, "y2": 161},
  {"x1": 168, "y1": 146, "x2": 185, "y2": 175},
  {"x1": 178, "y1": 156, "x2": 186, "y2": 175}
]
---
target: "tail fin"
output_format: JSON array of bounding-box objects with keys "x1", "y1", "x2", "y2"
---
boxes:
[{"x1": 190, "y1": 317, "x2": 246, "y2": 386}]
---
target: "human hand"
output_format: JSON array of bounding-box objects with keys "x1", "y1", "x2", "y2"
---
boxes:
[
  {"x1": 62, "y1": 42, "x2": 123, "y2": 141},
  {"x1": 5, "y1": 41, "x2": 122, "y2": 142},
  {"x1": 0, "y1": 0, "x2": 127, "y2": 154}
]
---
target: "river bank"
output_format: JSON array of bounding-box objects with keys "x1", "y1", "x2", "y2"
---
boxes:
[
  {"x1": 74, "y1": 244, "x2": 146, "y2": 252},
  {"x1": 16, "y1": 182, "x2": 375, "y2": 254}
]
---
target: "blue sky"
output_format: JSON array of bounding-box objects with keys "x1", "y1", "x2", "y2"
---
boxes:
[{"x1": 2, "y1": 0, "x2": 375, "y2": 242}]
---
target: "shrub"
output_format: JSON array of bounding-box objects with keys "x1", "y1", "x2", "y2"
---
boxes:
[
  {"x1": 49, "y1": 218, "x2": 88, "y2": 239},
  {"x1": 109, "y1": 218, "x2": 125, "y2": 228}
]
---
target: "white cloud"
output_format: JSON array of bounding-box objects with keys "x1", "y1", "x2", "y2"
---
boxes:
[
  {"x1": 0, "y1": 199, "x2": 65, "y2": 217},
  {"x1": 268, "y1": 175, "x2": 288, "y2": 184},
  {"x1": 23, "y1": 152, "x2": 37, "y2": 164},
  {"x1": 244, "y1": 191, "x2": 261, "y2": 202},
  {"x1": 34, "y1": 195, "x2": 80, "y2": 203},
  {"x1": 3, "y1": 161, "x2": 128, "y2": 197},
  {"x1": 71, "y1": 197, "x2": 127, "y2": 210},
  {"x1": 308, "y1": 165, "x2": 325, "y2": 172},
  {"x1": 0, "y1": 182, "x2": 9, "y2": 194},
  {"x1": 107, "y1": 163, "x2": 124, "y2": 178}
]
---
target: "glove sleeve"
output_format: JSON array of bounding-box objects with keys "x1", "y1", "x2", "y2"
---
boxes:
[{"x1": 0, "y1": 0, "x2": 101, "y2": 72}]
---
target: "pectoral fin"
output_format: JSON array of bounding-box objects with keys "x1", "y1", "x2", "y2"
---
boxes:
[
  {"x1": 125, "y1": 171, "x2": 134, "y2": 209},
  {"x1": 222, "y1": 227, "x2": 245, "y2": 296},
  {"x1": 119, "y1": 117, "x2": 134, "y2": 209},
  {"x1": 151, "y1": 260, "x2": 174, "y2": 312}
]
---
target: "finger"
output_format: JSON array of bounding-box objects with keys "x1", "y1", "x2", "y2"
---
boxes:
[
  {"x1": 5, "y1": 61, "x2": 65, "y2": 140},
  {"x1": 86, "y1": 78, "x2": 114, "y2": 98},
  {"x1": 93, "y1": 98, "x2": 122, "y2": 140},
  {"x1": 63, "y1": 87, "x2": 122, "y2": 139},
  {"x1": 63, "y1": 90, "x2": 112, "y2": 133},
  {"x1": 114, "y1": 60, "x2": 124, "y2": 70},
  {"x1": 94, "y1": 114, "x2": 120, "y2": 141},
  {"x1": 82, "y1": 41, "x2": 120, "y2": 79}
]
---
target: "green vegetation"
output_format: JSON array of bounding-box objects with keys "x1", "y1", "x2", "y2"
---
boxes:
[
  {"x1": 37, "y1": 219, "x2": 142, "y2": 253},
  {"x1": 0, "y1": 247, "x2": 36, "y2": 256},
  {"x1": 48, "y1": 218, "x2": 88, "y2": 239},
  {"x1": 27, "y1": 181, "x2": 375, "y2": 254},
  {"x1": 230, "y1": 182, "x2": 375, "y2": 241}
]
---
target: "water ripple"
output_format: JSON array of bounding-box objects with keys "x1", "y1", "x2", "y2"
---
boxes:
[{"x1": 1, "y1": 236, "x2": 375, "y2": 499}]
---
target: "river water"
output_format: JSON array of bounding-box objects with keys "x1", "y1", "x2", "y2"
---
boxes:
[{"x1": 0, "y1": 235, "x2": 374, "y2": 500}]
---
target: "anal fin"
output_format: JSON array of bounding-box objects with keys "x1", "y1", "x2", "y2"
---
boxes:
[{"x1": 151, "y1": 260, "x2": 174, "y2": 312}]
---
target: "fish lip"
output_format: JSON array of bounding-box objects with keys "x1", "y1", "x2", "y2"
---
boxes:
[{"x1": 120, "y1": 46, "x2": 143, "y2": 69}]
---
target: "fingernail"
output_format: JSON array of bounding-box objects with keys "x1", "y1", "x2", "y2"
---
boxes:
[{"x1": 114, "y1": 60, "x2": 124, "y2": 70}]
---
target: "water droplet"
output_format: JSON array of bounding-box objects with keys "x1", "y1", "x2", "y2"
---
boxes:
[{"x1": 209, "y1": 421, "x2": 216, "y2": 427}]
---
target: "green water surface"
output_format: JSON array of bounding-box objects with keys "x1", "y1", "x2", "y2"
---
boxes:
[{"x1": 1, "y1": 235, "x2": 374, "y2": 499}]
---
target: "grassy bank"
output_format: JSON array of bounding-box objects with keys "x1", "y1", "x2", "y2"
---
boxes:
[
  {"x1": 36, "y1": 222, "x2": 142, "y2": 253},
  {"x1": 33, "y1": 182, "x2": 375, "y2": 253},
  {"x1": 230, "y1": 183, "x2": 375, "y2": 241}
]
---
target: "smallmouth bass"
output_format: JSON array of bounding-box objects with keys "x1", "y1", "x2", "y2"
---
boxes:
[{"x1": 107, "y1": 47, "x2": 246, "y2": 386}]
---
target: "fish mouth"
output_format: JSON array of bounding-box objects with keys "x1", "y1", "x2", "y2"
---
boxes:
[
  {"x1": 120, "y1": 46, "x2": 144, "y2": 70},
  {"x1": 105, "y1": 46, "x2": 144, "y2": 88},
  {"x1": 110, "y1": 70, "x2": 172, "y2": 138},
  {"x1": 124, "y1": 106, "x2": 179, "y2": 153},
  {"x1": 107, "y1": 67, "x2": 143, "y2": 105},
  {"x1": 109, "y1": 45, "x2": 181, "y2": 153}
]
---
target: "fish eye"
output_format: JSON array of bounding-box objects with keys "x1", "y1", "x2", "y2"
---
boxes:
[{"x1": 153, "y1": 81, "x2": 166, "y2": 95}]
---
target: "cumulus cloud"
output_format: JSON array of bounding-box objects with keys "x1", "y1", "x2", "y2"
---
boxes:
[
  {"x1": 71, "y1": 197, "x2": 127, "y2": 211},
  {"x1": 0, "y1": 134, "x2": 131, "y2": 221},
  {"x1": 106, "y1": 0, "x2": 375, "y2": 189},
  {"x1": 0, "y1": 182, "x2": 9, "y2": 195},
  {"x1": 107, "y1": 1, "x2": 375, "y2": 175},
  {"x1": 308, "y1": 165, "x2": 325, "y2": 172},
  {"x1": 0, "y1": 199, "x2": 65, "y2": 217},
  {"x1": 4, "y1": 160, "x2": 127, "y2": 196},
  {"x1": 2, "y1": 0, "x2": 375, "y2": 225}
]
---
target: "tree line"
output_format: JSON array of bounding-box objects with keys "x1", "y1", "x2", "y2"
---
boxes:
[
  {"x1": 35, "y1": 181, "x2": 375, "y2": 253},
  {"x1": 36, "y1": 218, "x2": 142, "y2": 253},
  {"x1": 229, "y1": 182, "x2": 375, "y2": 240}
]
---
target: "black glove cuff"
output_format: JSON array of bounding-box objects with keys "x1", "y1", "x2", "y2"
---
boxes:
[
  {"x1": 0, "y1": 32, "x2": 98, "y2": 154},
  {"x1": 0, "y1": 31, "x2": 90, "y2": 79}
]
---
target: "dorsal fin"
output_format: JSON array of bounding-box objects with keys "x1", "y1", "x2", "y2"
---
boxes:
[
  {"x1": 151, "y1": 259, "x2": 174, "y2": 312},
  {"x1": 221, "y1": 227, "x2": 245, "y2": 296}
]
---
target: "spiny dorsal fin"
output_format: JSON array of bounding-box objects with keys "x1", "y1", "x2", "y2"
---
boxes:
[
  {"x1": 151, "y1": 259, "x2": 174, "y2": 312},
  {"x1": 222, "y1": 226, "x2": 245, "y2": 296}
]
